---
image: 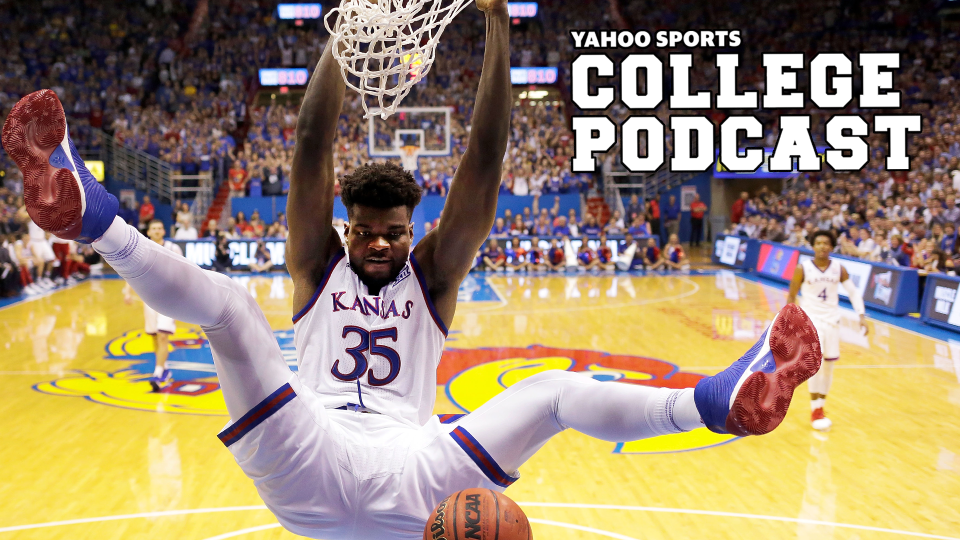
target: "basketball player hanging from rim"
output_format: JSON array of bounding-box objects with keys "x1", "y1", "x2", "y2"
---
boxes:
[
  {"x1": 787, "y1": 230, "x2": 869, "y2": 431},
  {"x1": 5, "y1": 0, "x2": 825, "y2": 537}
]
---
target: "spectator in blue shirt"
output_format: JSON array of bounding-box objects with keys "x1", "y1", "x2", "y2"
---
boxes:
[
  {"x1": 628, "y1": 214, "x2": 651, "y2": 236},
  {"x1": 552, "y1": 216, "x2": 571, "y2": 236},
  {"x1": 663, "y1": 195, "x2": 680, "y2": 244},
  {"x1": 942, "y1": 223, "x2": 957, "y2": 254},
  {"x1": 491, "y1": 217, "x2": 509, "y2": 238},
  {"x1": 889, "y1": 235, "x2": 913, "y2": 267},
  {"x1": 581, "y1": 214, "x2": 602, "y2": 236}
]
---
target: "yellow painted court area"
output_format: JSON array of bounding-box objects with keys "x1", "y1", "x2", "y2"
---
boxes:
[{"x1": 1, "y1": 273, "x2": 959, "y2": 540}]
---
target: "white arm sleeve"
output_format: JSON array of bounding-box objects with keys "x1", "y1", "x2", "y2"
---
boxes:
[{"x1": 841, "y1": 279, "x2": 866, "y2": 316}]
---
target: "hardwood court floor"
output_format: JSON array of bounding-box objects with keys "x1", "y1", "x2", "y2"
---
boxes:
[{"x1": 1, "y1": 272, "x2": 959, "y2": 540}]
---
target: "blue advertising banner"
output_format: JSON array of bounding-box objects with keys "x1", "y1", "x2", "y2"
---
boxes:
[
  {"x1": 921, "y1": 274, "x2": 960, "y2": 332},
  {"x1": 751, "y1": 241, "x2": 918, "y2": 316},
  {"x1": 713, "y1": 147, "x2": 828, "y2": 179}
]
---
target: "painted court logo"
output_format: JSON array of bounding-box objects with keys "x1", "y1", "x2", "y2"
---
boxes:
[
  {"x1": 34, "y1": 333, "x2": 737, "y2": 453},
  {"x1": 438, "y1": 345, "x2": 738, "y2": 454},
  {"x1": 34, "y1": 327, "x2": 297, "y2": 415}
]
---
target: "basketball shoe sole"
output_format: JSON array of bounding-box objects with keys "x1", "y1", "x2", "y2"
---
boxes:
[
  {"x1": 2, "y1": 89, "x2": 117, "y2": 243},
  {"x1": 694, "y1": 304, "x2": 822, "y2": 436}
]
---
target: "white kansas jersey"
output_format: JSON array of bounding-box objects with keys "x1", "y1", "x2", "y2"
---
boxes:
[
  {"x1": 799, "y1": 258, "x2": 842, "y2": 323},
  {"x1": 293, "y1": 249, "x2": 448, "y2": 427}
]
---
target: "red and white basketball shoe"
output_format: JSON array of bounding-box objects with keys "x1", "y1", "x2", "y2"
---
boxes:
[
  {"x1": 694, "y1": 304, "x2": 822, "y2": 436},
  {"x1": 2, "y1": 89, "x2": 118, "y2": 243}
]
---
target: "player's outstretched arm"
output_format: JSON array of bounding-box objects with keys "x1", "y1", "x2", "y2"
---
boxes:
[
  {"x1": 787, "y1": 266, "x2": 804, "y2": 304},
  {"x1": 413, "y1": 0, "x2": 510, "y2": 324},
  {"x1": 286, "y1": 40, "x2": 346, "y2": 315},
  {"x1": 840, "y1": 266, "x2": 869, "y2": 334}
]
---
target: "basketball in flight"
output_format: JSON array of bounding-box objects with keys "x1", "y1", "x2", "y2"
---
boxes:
[{"x1": 424, "y1": 488, "x2": 532, "y2": 540}]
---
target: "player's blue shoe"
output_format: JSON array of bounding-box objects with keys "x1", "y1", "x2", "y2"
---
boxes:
[
  {"x1": 694, "y1": 304, "x2": 821, "y2": 436},
  {"x1": 2, "y1": 90, "x2": 118, "y2": 243},
  {"x1": 149, "y1": 369, "x2": 173, "y2": 392}
]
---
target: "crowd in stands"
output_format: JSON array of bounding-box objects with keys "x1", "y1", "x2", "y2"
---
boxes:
[
  {"x1": 223, "y1": 94, "x2": 590, "y2": 199},
  {"x1": 727, "y1": 162, "x2": 960, "y2": 275},
  {"x1": 0, "y1": 0, "x2": 592, "y2": 201},
  {"x1": 1, "y1": 0, "x2": 960, "y2": 286}
]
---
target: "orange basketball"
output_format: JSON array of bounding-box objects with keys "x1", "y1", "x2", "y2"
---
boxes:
[{"x1": 424, "y1": 488, "x2": 532, "y2": 540}]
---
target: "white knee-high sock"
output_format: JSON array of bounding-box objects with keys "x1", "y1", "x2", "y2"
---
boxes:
[
  {"x1": 644, "y1": 387, "x2": 703, "y2": 434},
  {"x1": 93, "y1": 217, "x2": 226, "y2": 326},
  {"x1": 808, "y1": 368, "x2": 822, "y2": 397},
  {"x1": 552, "y1": 377, "x2": 702, "y2": 439},
  {"x1": 819, "y1": 361, "x2": 835, "y2": 400}
]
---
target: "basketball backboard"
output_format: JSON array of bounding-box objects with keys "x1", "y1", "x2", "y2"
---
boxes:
[{"x1": 368, "y1": 106, "x2": 453, "y2": 158}]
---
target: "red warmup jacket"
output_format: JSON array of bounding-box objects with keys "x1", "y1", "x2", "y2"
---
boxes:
[{"x1": 731, "y1": 199, "x2": 745, "y2": 224}]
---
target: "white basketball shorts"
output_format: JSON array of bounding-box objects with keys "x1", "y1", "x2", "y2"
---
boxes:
[
  {"x1": 144, "y1": 305, "x2": 176, "y2": 335},
  {"x1": 218, "y1": 375, "x2": 517, "y2": 540},
  {"x1": 810, "y1": 317, "x2": 840, "y2": 361},
  {"x1": 28, "y1": 239, "x2": 56, "y2": 263}
]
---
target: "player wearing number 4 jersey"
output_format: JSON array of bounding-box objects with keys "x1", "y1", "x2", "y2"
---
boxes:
[
  {"x1": 788, "y1": 230, "x2": 869, "y2": 431},
  {"x1": 3, "y1": 0, "x2": 822, "y2": 537}
]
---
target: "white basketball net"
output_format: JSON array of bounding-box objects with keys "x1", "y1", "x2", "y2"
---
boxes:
[{"x1": 324, "y1": 0, "x2": 475, "y2": 119}]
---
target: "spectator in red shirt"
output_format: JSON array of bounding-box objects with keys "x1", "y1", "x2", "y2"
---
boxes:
[
  {"x1": 138, "y1": 195, "x2": 155, "y2": 233},
  {"x1": 228, "y1": 163, "x2": 249, "y2": 198},
  {"x1": 689, "y1": 193, "x2": 708, "y2": 247},
  {"x1": 731, "y1": 191, "x2": 748, "y2": 224},
  {"x1": 645, "y1": 198, "x2": 660, "y2": 240},
  {"x1": 597, "y1": 233, "x2": 615, "y2": 271}
]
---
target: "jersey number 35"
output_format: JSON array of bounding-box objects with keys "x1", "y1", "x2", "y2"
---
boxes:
[{"x1": 332, "y1": 326, "x2": 401, "y2": 386}]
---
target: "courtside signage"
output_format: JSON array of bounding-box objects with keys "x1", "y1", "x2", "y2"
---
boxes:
[
  {"x1": 712, "y1": 235, "x2": 756, "y2": 270},
  {"x1": 756, "y1": 241, "x2": 917, "y2": 315},
  {"x1": 174, "y1": 239, "x2": 286, "y2": 268},
  {"x1": 922, "y1": 275, "x2": 960, "y2": 331},
  {"x1": 719, "y1": 236, "x2": 742, "y2": 266}
]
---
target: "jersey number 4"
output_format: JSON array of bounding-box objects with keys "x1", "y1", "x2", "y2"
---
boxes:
[
  {"x1": 817, "y1": 288, "x2": 828, "y2": 301},
  {"x1": 332, "y1": 326, "x2": 401, "y2": 386}
]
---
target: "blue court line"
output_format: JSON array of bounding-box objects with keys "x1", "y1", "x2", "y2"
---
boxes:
[
  {"x1": 0, "y1": 295, "x2": 23, "y2": 310},
  {"x1": 737, "y1": 272, "x2": 960, "y2": 344}
]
